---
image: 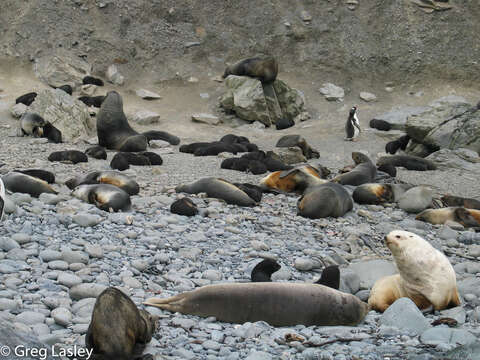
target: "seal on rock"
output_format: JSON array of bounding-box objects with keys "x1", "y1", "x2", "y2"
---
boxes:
[
  {"x1": 415, "y1": 207, "x2": 480, "y2": 228},
  {"x1": 83, "y1": 76, "x2": 105, "y2": 87},
  {"x1": 14, "y1": 169, "x2": 55, "y2": 184},
  {"x1": 145, "y1": 282, "x2": 369, "y2": 326},
  {"x1": 441, "y1": 195, "x2": 480, "y2": 210},
  {"x1": 48, "y1": 150, "x2": 88, "y2": 164},
  {"x1": 86, "y1": 287, "x2": 157, "y2": 360},
  {"x1": 16, "y1": 92, "x2": 37, "y2": 106},
  {"x1": 170, "y1": 197, "x2": 198, "y2": 217},
  {"x1": 260, "y1": 165, "x2": 327, "y2": 194},
  {"x1": 385, "y1": 135, "x2": 410, "y2": 155},
  {"x1": 352, "y1": 183, "x2": 413, "y2": 205},
  {"x1": 222, "y1": 56, "x2": 278, "y2": 84},
  {"x1": 315, "y1": 265, "x2": 340, "y2": 290},
  {"x1": 20, "y1": 112, "x2": 46, "y2": 136},
  {"x1": 176, "y1": 178, "x2": 256, "y2": 207},
  {"x1": 65, "y1": 171, "x2": 139, "y2": 195},
  {"x1": 368, "y1": 230, "x2": 461, "y2": 312},
  {"x1": 377, "y1": 155, "x2": 437, "y2": 171},
  {"x1": 85, "y1": 146, "x2": 107, "y2": 160},
  {"x1": 54, "y1": 84, "x2": 73, "y2": 95},
  {"x1": 297, "y1": 182, "x2": 353, "y2": 219},
  {"x1": 2, "y1": 172, "x2": 57, "y2": 197},
  {"x1": 332, "y1": 152, "x2": 377, "y2": 186},
  {"x1": 72, "y1": 184, "x2": 132, "y2": 212},
  {"x1": 251, "y1": 259, "x2": 281, "y2": 282}
]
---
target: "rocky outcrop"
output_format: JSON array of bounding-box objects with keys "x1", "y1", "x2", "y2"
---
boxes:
[
  {"x1": 371, "y1": 106, "x2": 431, "y2": 131},
  {"x1": 426, "y1": 148, "x2": 480, "y2": 174},
  {"x1": 34, "y1": 51, "x2": 91, "y2": 88}
]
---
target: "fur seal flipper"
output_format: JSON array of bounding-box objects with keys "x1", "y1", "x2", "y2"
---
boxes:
[
  {"x1": 251, "y1": 259, "x2": 281, "y2": 282},
  {"x1": 142, "y1": 130, "x2": 180, "y2": 146},
  {"x1": 144, "y1": 283, "x2": 369, "y2": 326},
  {"x1": 2, "y1": 172, "x2": 57, "y2": 197}
]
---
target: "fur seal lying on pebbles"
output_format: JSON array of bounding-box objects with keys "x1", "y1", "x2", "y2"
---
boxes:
[
  {"x1": 441, "y1": 195, "x2": 480, "y2": 210},
  {"x1": 276, "y1": 135, "x2": 320, "y2": 159},
  {"x1": 14, "y1": 169, "x2": 55, "y2": 184},
  {"x1": 145, "y1": 282, "x2": 369, "y2": 326},
  {"x1": 369, "y1": 230, "x2": 461, "y2": 312},
  {"x1": 415, "y1": 207, "x2": 480, "y2": 228},
  {"x1": 297, "y1": 182, "x2": 353, "y2": 219},
  {"x1": 222, "y1": 151, "x2": 291, "y2": 175},
  {"x1": 33, "y1": 122, "x2": 62, "y2": 143},
  {"x1": 352, "y1": 183, "x2": 413, "y2": 205},
  {"x1": 176, "y1": 178, "x2": 256, "y2": 207},
  {"x1": 315, "y1": 265, "x2": 340, "y2": 290},
  {"x1": 332, "y1": 152, "x2": 377, "y2": 186},
  {"x1": 85, "y1": 146, "x2": 107, "y2": 160},
  {"x1": 72, "y1": 184, "x2": 131, "y2": 212},
  {"x1": 377, "y1": 163, "x2": 397, "y2": 177},
  {"x1": 170, "y1": 197, "x2": 199, "y2": 217},
  {"x1": 222, "y1": 56, "x2": 278, "y2": 84},
  {"x1": 83, "y1": 76, "x2": 104, "y2": 86},
  {"x1": 20, "y1": 112, "x2": 46, "y2": 136},
  {"x1": 385, "y1": 135, "x2": 410, "y2": 155},
  {"x1": 48, "y1": 150, "x2": 88, "y2": 164},
  {"x1": 86, "y1": 287, "x2": 157, "y2": 360},
  {"x1": 110, "y1": 152, "x2": 163, "y2": 171},
  {"x1": 16, "y1": 92, "x2": 37, "y2": 106},
  {"x1": 78, "y1": 95, "x2": 106, "y2": 108},
  {"x1": 2, "y1": 172, "x2": 57, "y2": 197},
  {"x1": 260, "y1": 165, "x2": 327, "y2": 194},
  {"x1": 232, "y1": 183, "x2": 263, "y2": 203},
  {"x1": 377, "y1": 155, "x2": 437, "y2": 171},
  {"x1": 65, "y1": 171, "x2": 139, "y2": 195},
  {"x1": 251, "y1": 259, "x2": 281, "y2": 282}
]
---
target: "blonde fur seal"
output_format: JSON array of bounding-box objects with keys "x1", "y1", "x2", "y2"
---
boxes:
[
  {"x1": 368, "y1": 230, "x2": 460, "y2": 312},
  {"x1": 415, "y1": 207, "x2": 480, "y2": 228}
]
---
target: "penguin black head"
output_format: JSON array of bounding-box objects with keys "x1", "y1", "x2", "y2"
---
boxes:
[{"x1": 349, "y1": 106, "x2": 358, "y2": 117}]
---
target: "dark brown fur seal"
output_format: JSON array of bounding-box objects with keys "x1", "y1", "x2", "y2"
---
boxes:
[
  {"x1": 385, "y1": 135, "x2": 410, "y2": 155},
  {"x1": 144, "y1": 283, "x2": 369, "y2": 327},
  {"x1": 352, "y1": 183, "x2": 413, "y2": 205},
  {"x1": 415, "y1": 207, "x2": 480, "y2": 228},
  {"x1": 377, "y1": 155, "x2": 437, "y2": 171},
  {"x1": 331, "y1": 152, "x2": 377, "y2": 186},
  {"x1": 78, "y1": 96, "x2": 106, "y2": 108},
  {"x1": 233, "y1": 183, "x2": 263, "y2": 203},
  {"x1": 85, "y1": 146, "x2": 107, "y2": 160},
  {"x1": 48, "y1": 150, "x2": 88, "y2": 164},
  {"x1": 72, "y1": 184, "x2": 131, "y2": 212},
  {"x1": 276, "y1": 135, "x2": 320, "y2": 159},
  {"x1": 222, "y1": 56, "x2": 278, "y2": 84},
  {"x1": 260, "y1": 165, "x2": 327, "y2": 194},
  {"x1": 54, "y1": 85, "x2": 73, "y2": 95},
  {"x1": 20, "y1": 112, "x2": 46, "y2": 136},
  {"x1": 441, "y1": 195, "x2": 480, "y2": 210},
  {"x1": 251, "y1": 259, "x2": 281, "y2": 282},
  {"x1": 2, "y1": 172, "x2": 57, "y2": 197},
  {"x1": 65, "y1": 171, "x2": 139, "y2": 195},
  {"x1": 16, "y1": 92, "x2": 37, "y2": 106},
  {"x1": 170, "y1": 197, "x2": 198, "y2": 217},
  {"x1": 14, "y1": 169, "x2": 55, "y2": 184},
  {"x1": 83, "y1": 76, "x2": 105, "y2": 86},
  {"x1": 297, "y1": 182, "x2": 353, "y2": 219},
  {"x1": 315, "y1": 265, "x2": 340, "y2": 290},
  {"x1": 33, "y1": 122, "x2": 62, "y2": 143},
  {"x1": 86, "y1": 287, "x2": 157, "y2": 360},
  {"x1": 369, "y1": 119, "x2": 392, "y2": 131}
]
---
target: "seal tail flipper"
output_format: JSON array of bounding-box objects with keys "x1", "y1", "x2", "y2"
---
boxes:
[
  {"x1": 142, "y1": 130, "x2": 180, "y2": 145},
  {"x1": 143, "y1": 294, "x2": 186, "y2": 312}
]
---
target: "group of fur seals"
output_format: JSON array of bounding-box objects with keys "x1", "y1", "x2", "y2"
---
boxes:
[
  {"x1": 385, "y1": 135, "x2": 410, "y2": 155},
  {"x1": 170, "y1": 197, "x2": 199, "y2": 217},
  {"x1": 222, "y1": 56, "x2": 278, "y2": 84},
  {"x1": 345, "y1": 106, "x2": 361, "y2": 141},
  {"x1": 297, "y1": 182, "x2": 353, "y2": 219},
  {"x1": 415, "y1": 207, "x2": 480, "y2": 228},
  {"x1": 48, "y1": 150, "x2": 88, "y2": 164},
  {"x1": 276, "y1": 135, "x2": 320, "y2": 159},
  {"x1": 221, "y1": 151, "x2": 292, "y2": 175},
  {"x1": 110, "y1": 152, "x2": 163, "y2": 171},
  {"x1": 377, "y1": 155, "x2": 437, "y2": 171},
  {"x1": 72, "y1": 184, "x2": 132, "y2": 212},
  {"x1": 65, "y1": 170, "x2": 139, "y2": 195},
  {"x1": 85, "y1": 146, "x2": 108, "y2": 160},
  {"x1": 352, "y1": 183, "x2": 413, "y2": 205},
  {"x1": 145, "y1": 282, "x2": 369, "y2": 327},
  {"x1": 2, "y1": 172, "x2": 57, "y2": 198},
  {"x1": 16, "y1": 92, "x2": 37, "y2": 106},
  {"x1": 332, "y1": 152, "x2": 377, "y2": 186},
  {"x1": 251, "y1": 259, "x2": 281, "y2": 282},
  {"x1": 87, "y1": 287, "x2": 157, "y2": 360},
  {"x1": 260, "y1": 165, "x2": 328, "y2": 194},
  {"x1": 369, "y1": 230, "x2": 460, "y2": 312}
]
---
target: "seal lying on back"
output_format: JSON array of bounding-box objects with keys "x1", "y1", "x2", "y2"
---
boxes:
[
  {"x1": 145, "y1": 283, "x2": 369, "y2": 327},
  {"x1": 222, "y1": 56, "x2": 278, "y2": 84},
  {"x1": 260, "y1": 165, "x2": 327, "y2": 194},
  {"x1": 176, "y1": 178, "x2": 256, "y2": 207},
  {"x1": 415, "y1": 207, "x2": 480, "y2": 228},
  {"x1": 297, "y1": 183, "x2": 353, "y2": 219},
  {"x1": 368, "y1": 230, "x2": 461, "y2": 312},
  {"x1": 441, "y1": 195, "x2": 480, "y2": 210},
  {"x1": 332, "y1": 152, "x2": 376, "y2": 186},
  {"x1": 72, "y1": 184, "x2": 131, "y2": 212},
  {"x1": 65, "y1": 171, "x2": 139, "y2": 196},
  {"x1": 2, "y1": 172, "x2": 57, "y2": 197},
  {"x1": 377, "y1": 155, "x2": 437, "y2": 171},
  {"x1": 86, "y1": 287, "x2": 157, "y2": 360}
]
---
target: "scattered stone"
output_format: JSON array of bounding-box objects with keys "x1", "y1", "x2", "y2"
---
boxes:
[
  {"x1": 51, "y1": 307, "x2": 72, "y2": 326},
  {"x1": 360, "y1": 92, "x2": 377, "y2": 102},
  {"x1": 11, "y1": 103, "x2": 27, "y2": 118},
  {"x1": 106, "y1": 64, "x2": 124, "y2": 85},
  {"x1": 319, "y1": 83, "x2": 344, "y2": 101},
  {"x1": 420, "y1": 328, "x2": 476, "y2": 347},
  {"x1": 192, "y1": 113, "x2": 221, "y2": 126},
  {"x1": 34, "y1": 50, "x2": 91, "y2": 87},
  {"x1": 397, "y1": 186, "x2": 433, "y2": 213},
  {"x1": 131, "y1": 110, "x2": 160, "y2": 125},
  {"x1": 136, "y1": 89, "x2": 162, "y2": 100},
  {"x1": 70, "y1": 284, "x2": 107, "y2": 300},
  {"x1": 72, "y1": 213, "x2": 102, "y2": 227}
]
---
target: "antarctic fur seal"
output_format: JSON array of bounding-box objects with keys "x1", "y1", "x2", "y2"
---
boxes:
[
  {"x1": 331, "y1": 152, "x2": 377, "y2": 186},
  {"x1": 276, "y1": 135, "x2": 320, "y2": 159},
  {"x1": 33, "y1": 122, "x2": 63, "y2": 143},
  {"x1": 441, "y1": 195, "x2": 480, "y2": 210},
  {"x1": 260, "y1": 165, "x2": 327, "y2": 194},
  {"x1": 20, "y1": 112, "x2": 46, "y2": 136},
  {"x1": 352, "y1": 183, "x2": 413, "y2": 205},
  {"x1": 176, "y1": 178, "x2": 256, "y2": 207},
  {"x1": 14, "y1": 169, "x2": 55, "y2": 184},
  {"x1": 83, "y1": 76, "x2": 105, "y2": 86},
  {"x1": 385, "y1": 135, "x2": 410, "y2": 155},
  {"x1": 369, "y1": 119, "x2": 392, "y2": 131},
  {"x1": 110, "y1": 152, "x2": 162, "y2": 171},
  {"x1": 377, "y1": 155, "x2": 437, "y2": 171},
  {"x1": 232, "y1": 183, "x2": 263, "y2": 203},
  {"x1": 72, "y1": 184, "x2": 131, "y2": 212},
  {"x1": 85, "y1": 146, "x2": 107, "y2": 160},
  {"x1": 86, "y1": 287, "x2": 157, "y2": 360},
  {"x1": 315, "y1": 265, "x2": 340, "y2": 290},
  {"x1": 144, "y1": 282, "x2": 369, "y2": 327},
  {"x1": 170, "y1": 197, "x2": 199, "y2": 217},
  {"x1": 65, "y1": 171, "x2": 139, "y2": 195},
  {"x1": 276, "y1": 118, "x2": 295, "y2": 130},
  {"x1": 297, "y1": 182, "x2": 353, "y2": 219},
  {"x1": 48, "y1": 150, "x2": 88, "y2": 164},
  {"x1": 415, "y1": 207, "x2": 480, "y2": 228},
  {"x1": 16, "y1": 92, "x2": 37, "y2": 106},
  {"x1": 377, "y1": 163, "x2": 397, "y2": 177},
  {"x1": 54, "y1": 85, "x2": 73, "y2": 95},
  {"x1": 78, "y1": 96, "x2": 106, "y2": 108},
  {"x1": 2, "y1": 172, "x2": 57, "y2": 197},
  {"x1": 222, "y1": 56, "x2": 278, "y2": 84},
  {"x1": 368, "y1": 230, "x2": 461, "y2": 312},
  {"x1": 251, "y1": 259, "x2": 281, "y2": 282}
]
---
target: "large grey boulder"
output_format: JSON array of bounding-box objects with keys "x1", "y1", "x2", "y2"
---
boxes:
[
  {"x1": 420, "y1": 328, "x2": 476, "y2": 347},
  {"x1": 426, "y1": 148, "x2": 480, "y2": 174},
  {"x1": 397, "y1": 186, "x2": 433, "y2": 213},
  {"x1": 379, "y1": 298, "x2": 431, "y2": 335},
  {"x1": 318, "y1": 83, "x2": 344, "y2": 101},
  {"x1": 273, "y1": 80, "x2": 306, "y2": 121},
  {"x1": 28, "y1": 88, "x2": 96, "y2": 142},
  {"x1": 34, "y1": 51, "x2": 91, "y2": 88},
  {"x1": 346, "y1": 260, "x2": 397, "y2": 289},
  {"x1": 372, "y1": 106, "x2": 431, "y2": 131},
  {"x1": 267, "y1": 147, "x2": 306, "y2": 165}
]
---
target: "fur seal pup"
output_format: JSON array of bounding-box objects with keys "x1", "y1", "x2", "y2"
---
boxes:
[
  {"x1": 20, "y1": 112, "x2": 46, "y2": 136},
  {"x1": 369, "y1": 119, "x2": 392, "y2": 131},
  {"x1": 48, "y1": 150, "x2": 88, "y2": 164},
  {"x1": 14, "y1": 169, "x2": 55, "y2": 184},
  {"x1": 72, "y1": 184, "x2": 131, "y2": 212},
  {"x1": 345, "y1": 106, "x2": 361, "y2": 141},
  {"x1": 78, "y1": 95, "x2": 106, "y2": 108},
  {"x1": 140, "y1": 152, "x2": 163, "y2": 165},
  {"x1": 297, "y1": 182, "x2": 353, "y2": 219},
  {"x1": 332, "y1": 152, "x2": 377, "y2": 186},
  {"x1": 33, "y1": 122, "x2": 63, "y2": 143},
  {"x1": 352, "y1": 183, "x2": 413, "y2": 205},
  {"x1": 54, "y1": 85, "x2": 73, "y2": 95},
  {"x1": 85, "y1": 146, "x2": 107, "y2": 160},
  {"x1": 2, "y1": 172, "x2": 57, "y2": 197},
  {"x1": 222, "y1": 56, "x2": 278, "y2": 84},
  {"x1": 65, "y1": 171, "x2": 139, "y2": 195},
  {"x1": 441, "y1": 195, "x2": 480, "y2": 210},
  {"x1": 145, "y1": 282, "x2": 369, "y2": 326},
  {"x1": 220, "y1": 134, "x2": 251, "y2": 145},
  {"x1": 276, "y1": 135, "x2": 320, "y2": 159},
  {"x1": 86, "y1": 287, "x2": 157, "y2": 360},
  {"x1": 0, "y1": 178, "x2": 5, "y2": 220},
  {"x1": 83, "y1": 76, "x2": 104, "y2": 86},
  {"x1": 276, "y1": 118, "x2": 295, "y2": 130},
  {"x1": 260, "y1": 165, "x2": 327, "y2": 194},
  {"x1": 142, "y1": 130, "x2": 180, "y2": 146},
  {"x1": 315, "y1": 265, "x2": 340, "y2": 290},
  {"x1": 377, "y1": 163, "x2": 397, "y2": 177},
  {"x1": 180, "y1": 142, "x2": 213, "y2": 154},
  {"x1": 233, "y1": 183, "x2": 263, "y2": 202},
  {"x1": 251, "y1": 259, "x2": 281, "y2": 282},
  {"x1": 170, "y1": 197, "x2": 198, "y2": 217},
  {"x1": 16, "y1": 92, "x2": 37, "y2": 106},
  {"x1": 385, "y1": 135, "x2": 410, "y2": 155},
  {"x1": 377, "y1": 155, "x2": 437, "y2": 171},
  {"x1": 176, "y1": 178, "x2": 256, "y2": 207},
  {"x1": 415, "y1": 207, "x2": 480, "y2": 228},
  {"x1": 110, "y1": 152, "x2": 161, "y2": 171},
  {"x1": 368, "y1": 230, "x2": 461, "y2": 312}
]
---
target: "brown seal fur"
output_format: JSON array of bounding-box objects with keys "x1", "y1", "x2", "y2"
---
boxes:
[
  {"x1": 415, "y1": 207, "x2": 480, "y2": 228},
  {"x1": 65, "y1": 171, "x2": 139, "y2": 196},
  {"x1": 144, "y1": 282, "x2": 369, "y2": 327},
  {"x1": 2, "y1": 172, "x2": 57, "y2": 198},
  {"x1": 368, "y1": 230, "x2": 461, "y2": 312},
  {"x1": 297, "y1": 182, "x2": 353, "y2": 219},
  {"x1": 72, "y1": 184, "x2": 131, "y2": 212},
  {"x1": 86, "y1": 287, "x2": 157, "y2": 360},
  {"x1": 352, "y1": 183, "x2": 413, "y2": 205},
  {"x1": 222, "y1": 56, "x2": 278, "y2": 84},
  {"x1": 259, "y1": 165, "x2": 327, "y2": 194},
  {"x1": 331, "y1": 152, "x2": 377, "y2": 186},
  {"x1": 377, "y1": 155, "x2": 437, "y2": 171},
  {"x1": 441, "y1": 195, "x2": 480, "y2": 210}
]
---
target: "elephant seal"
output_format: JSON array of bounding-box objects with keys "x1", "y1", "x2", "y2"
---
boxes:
[
  {"x1": 251, "y1": 259, "x2": 281, "y2": 282},
  {"x1": 20, "y1": 112, "x2": 46, "y2": 136},
  {"x1": 2, "y1": 172, "x2": 57, "y2": 197},
  {"x1": 276, "y1": 135, "x2": 320, "y2": 159},
  {"x1": 33, "y1": 122, "x2": 62, "y2": 143},
  {"x1": 368, "y1": 230, "x2": 461, "y2": 312},
  {"x1": 415, "y1": 207, "x2": 480, "y2": 228},
  {"x1": 0, "y1": 178, "x2": 5, "y2": 220},
  {"x1": 97, "y1": 91, "x2": 148, "y2": 152},
  {"x1": 315, "y1": 265, "x2": 340, "y2": 290},
  {"x1": 170, "y1": 197, "x2": 198, "y2": 217},
  {"x1": 16, "y1": 92, "x2": 37, "y2": 106},
  {"x1": 86, "y1": 287, "x2": 157, "y2": 360},
  {"x1": 72, "y1": 184, "x2": 131, "y2": 212},
  {"x1": 14, "y1": 169, "x2": 55, "y2": 184},
  {"x1": 297, "y1": 182, "x2": 353, "y2": 219},
  {"x1": 222, "y1": 56, "x2": 278, "y2": 84},
  {"x1": 332, "y1": 152, "x2": 377, "y2": 186},
  {"x1": 85, "y1": 146, "x2": 107, "y2": 160},
  {"x1": 48, "y1": 150, "x2": 88, "y2": 164},
  {"x1": 176, "y1": 178, "x2": 256, "y2": 207},
  {"x1": 83, "y1": 76, "x2": 104, "y2": 86},
  {"x1": 441, "y1": 195, "x2": 480, "y2": 210},
  {"x1": 352, "y1": 183, "x2": 413, "y2": 205},
  {"x1": 144, "y1": 282, "x2": 369, "y2": 327},
  {"x1": 377, "y1": 155, "x2": 437, "y2": 171},
  {"x1": 65, "y1": 171, "x2": 139, "y2": 195},
  {"x1": 78, "y1": 95, "x2": 106, "y2": 108},
  {"x1": 385, "y1": 135, "x2": 410, "y2": 155},
  {"x1": 260, "y1": 165, "x2": 327, "y2": 194}
]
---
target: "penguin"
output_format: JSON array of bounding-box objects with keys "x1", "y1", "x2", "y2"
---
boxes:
[
  {"x1": 0, "y1": 178, "x2": 5, "y2": 220},
  {"x1": 345, "y1": 106, "x2": 361, "y2": 141}
]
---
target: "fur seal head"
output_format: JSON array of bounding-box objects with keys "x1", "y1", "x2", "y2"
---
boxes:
[
  {"x1": 251, "y1": 259, "x2": 281, "y2": 282},
  {"x1": 315, "y1": 265, "x2": 340, "y2": 290}
]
